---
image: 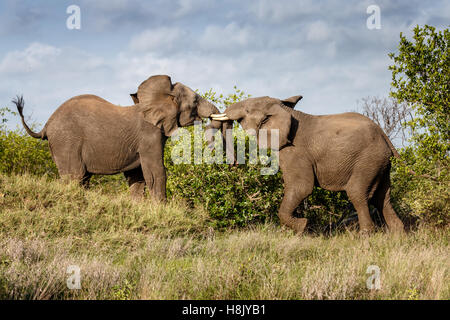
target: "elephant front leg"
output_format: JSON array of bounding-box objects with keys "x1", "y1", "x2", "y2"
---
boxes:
[
  {"x1": 278, "y1": 153, "x2": 314, "y2": 234},
  {"x1": 124, "y1": 166, "x2": 146, "y2": 200},
  {"x1": 278, "y1": 187, "x2": 312, "y2": 234},
  {"x1": 138, "y1": 125, "x2": 167, "y2": 201},
  {"x1": 139, "y1": 157, "x2": 167, "y2": 201}
]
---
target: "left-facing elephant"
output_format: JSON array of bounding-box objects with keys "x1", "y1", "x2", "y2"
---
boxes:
[{"x1": 13, "y1": 75, "x2": 222, "y2": 200}]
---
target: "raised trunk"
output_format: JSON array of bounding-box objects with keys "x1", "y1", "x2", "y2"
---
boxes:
[{"x1": 197, "y1": 98, "x2": 219, "y2": 118}]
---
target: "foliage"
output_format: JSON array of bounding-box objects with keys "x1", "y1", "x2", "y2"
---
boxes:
[
  {"x1": 199, "y1": 85, "x2": 250, "y2": 112},
  {"x1": 0, "y1": 108, "x2": 58, "y2": 178},
  {"x1": 389, "y1": 25, "x2": 449, "y2": 227},
  {"x1": 389, "y1": 25, "x2": 449, "y2": 165}
]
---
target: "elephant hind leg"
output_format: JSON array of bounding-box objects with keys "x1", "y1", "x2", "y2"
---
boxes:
[
  {"x1": 80, "y1": 172, "x2": 92, "y2": 188},
  {"x1": 371, "y1": 174, "x2": 404, "y2": 233},
  {"x1": 346, "y1": 190, "x2": 374, "y2": 233},
  {"x1": 345, "y1": 164, "x2": 382, "y2": 233},
  {"x1": 346, "y1": 174, "x2": 375, "y2": 233},
  {"x1": 52, "y1": 143, "x2": 88, "y2": 185},
  {"x1": 124, "y1": 166, "x2": 146, "y2": 200}
]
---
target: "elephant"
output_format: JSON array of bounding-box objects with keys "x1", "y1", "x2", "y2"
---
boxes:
[
  {"x1": 13, "y1": 75, "x2": 223, "y2": 200},
  {"x1": 211, "y1": 95, "x2": 405, "y2": 234}
]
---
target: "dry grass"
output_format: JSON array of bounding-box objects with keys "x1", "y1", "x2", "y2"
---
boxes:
[{"x1": 0, "y1": 174, "x2": 448, "y2": 299}]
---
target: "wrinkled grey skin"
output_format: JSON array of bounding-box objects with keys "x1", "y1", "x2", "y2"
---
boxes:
[
  {"x1": 14, "y1": 75, "x2": 222, "y2": 200},
  {"x1": 217, "y1": 96, "x2": 404, "y2": 234}
]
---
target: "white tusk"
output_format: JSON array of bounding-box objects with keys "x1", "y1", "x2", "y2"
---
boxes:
[
  {"x1": 211, "y1": 116, "x2": 229, "y2": 121},
  {"x1": 211, "y1": 113, "x2": 229, "y2": 120}
]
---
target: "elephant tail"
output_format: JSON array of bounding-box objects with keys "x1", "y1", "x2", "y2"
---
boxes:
[
  {"x1": 12, "y1": 95, "x2": 47, "y2": 140},
  {"x1": 379, "y1": 128, "x2": 400, "y2": 159},
  {"x1": 378, "y1": 124, "x2": 436, "y2": 180}
]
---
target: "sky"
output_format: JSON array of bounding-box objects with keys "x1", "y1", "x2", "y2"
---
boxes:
[{"x1": 0, "y1": 0, "x2": 448, "y2": 128}]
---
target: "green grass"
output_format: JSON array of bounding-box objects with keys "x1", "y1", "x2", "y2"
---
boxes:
[{"x1": 0, "y1": 174, "x2": 448, "y2": 299}]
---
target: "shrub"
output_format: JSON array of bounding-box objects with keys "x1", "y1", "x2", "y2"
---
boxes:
[
  {"x1": 389, "y1": 25, "x2": 449, "y2": 227},
  {"x1": 0, "y1": 108, "x2": 57, "y2": 178}
]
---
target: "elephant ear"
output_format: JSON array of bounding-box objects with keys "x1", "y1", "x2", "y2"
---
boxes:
[
  {"x1": 130, "y1": 93, "x2": 139, "y2": 104},
  {"x1": 136, "y1": 75, "x2": 179, "y2": 137},
  {"x1": 260, "y1": 104, "x2": 293, "y2": 149},
  {"x1": 281, "y1": 95, "x2": 302, "y2": 108},
  {"x1": 130, "y1": 92, "x2": 139, "y2": 104}
]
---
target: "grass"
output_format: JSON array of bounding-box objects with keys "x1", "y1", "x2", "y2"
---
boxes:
[{"x1": 0, "y1": 174, "x2": 448, "y2": 299}]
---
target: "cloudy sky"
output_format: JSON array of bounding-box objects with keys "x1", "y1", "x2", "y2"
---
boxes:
[{"x1": 0, "y1": 0, "x2": 448, "y2": 127}]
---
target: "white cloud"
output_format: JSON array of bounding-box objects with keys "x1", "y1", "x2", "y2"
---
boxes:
[
  {"x1": 174, "y1": 0, "x2": 212, "y2": 17},
  {"x1": 0, "y1": 37, "x2": 393, "y2": 127},
  {"x1": 251, "y1": 0, "x2": 316, "y2": 23},
  {"x1": 0, "y1": 42, "x2": 61, "y2": 73},
  {"x1": 0, "y1": 42, "x2": 111, "y2": 126},
  {"x1": 86, "y1": 0, "x2": 130, "y2": 11},
  {"x1": 2, "y1": 0, "x2": 448, "y2": 131},
  {"x1": 129, "y1": 27, "x2": 188, "y2": 54},
  {"x1": 199, "y1": 22, "x2": 255, "y2": 50},
  {"x1": 306, "y1": 21, "x2": 330, "y2": 42}
]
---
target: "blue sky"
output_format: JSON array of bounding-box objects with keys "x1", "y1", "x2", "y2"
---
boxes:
[{"x1": 0, "y1": 0, "x2": 448, "y2": 128}]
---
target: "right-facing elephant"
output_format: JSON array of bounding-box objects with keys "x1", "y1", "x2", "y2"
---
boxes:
[
  {"x1": 212, "y1": 95, "x2": 404, "y2": 234},
  {"x1": 14, "y1": 75, "x2": 224, "y2": 201}
]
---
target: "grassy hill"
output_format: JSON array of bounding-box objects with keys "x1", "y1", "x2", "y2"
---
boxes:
[{"x1": 0, "y1": 173, "x2": 448, "y2": 299}]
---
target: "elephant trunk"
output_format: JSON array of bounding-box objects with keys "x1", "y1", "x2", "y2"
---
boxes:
[
  {"x1": 197, "y1": 98, "x2": 219, "y2": 119},
  {"x1": 195, "y1": 98, "x2": 233, "y2": 153},
  {"x1": 210, "y1": 101, "x2": 246, "y2": 121}
]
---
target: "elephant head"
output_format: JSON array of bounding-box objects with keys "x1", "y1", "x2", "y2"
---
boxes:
[
  {"x1": 211, "y1": 95, "x2": 303, "y2": 149},
  {"x1": 130, "y1": 75, "x2": 221, "y2": 137}
]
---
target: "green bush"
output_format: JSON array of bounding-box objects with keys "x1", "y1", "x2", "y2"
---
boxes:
[
  {"x1": 0, "y1": 108, "x2": 57, "y2": 178},
  {"x1": 389, "y1": 25, "x2": 449, "y2": 227},
  {"x1": 164, "y1": 129, "x2": 285, "y2": 228}
]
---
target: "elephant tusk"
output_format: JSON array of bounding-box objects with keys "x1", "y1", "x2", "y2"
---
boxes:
[{"x1": 210, "y1": 114, "x2": 229, "y2": 121}]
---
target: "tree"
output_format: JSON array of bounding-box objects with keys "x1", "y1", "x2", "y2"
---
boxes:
[
  {"x1": 357, "y1": 96, "x2": 411, "y2": 146},
  {"x1": 389, "y1": 25, "x2": 449, "y2": 176},
  {"x1": 389, "y1": 25, "x2": 449, "y2": 226}
]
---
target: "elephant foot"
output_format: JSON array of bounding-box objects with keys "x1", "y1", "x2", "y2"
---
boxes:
[
  {"x1": 358, "y1": 225, "x2": 375, "y2": 236},
  {"x1": 387, "y1": 220, "x2": 405, "y2": 234},
  {"x1": 293, "y1": 218, "x2": 308, "y2": 235},
  {"x1": 129, "y1": 182, "x2": 145, "y2": 201},
  {"x1": 281, "y1": 218, "x2": 307, "y2": 235},
  {"x1": 357, "y1": 218, "x2": 375, "y2": 235}
]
